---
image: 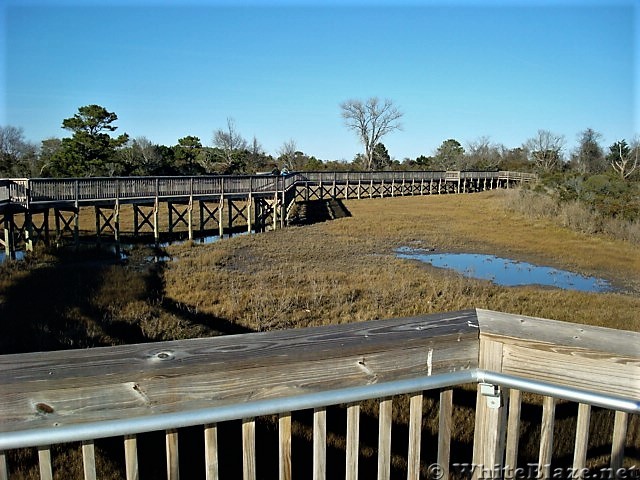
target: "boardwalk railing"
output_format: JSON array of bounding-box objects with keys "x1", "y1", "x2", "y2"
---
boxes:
[
  {"x1": 0, "y1": 309, "x2": 637, "y2": 479},
  {"x1": 0, "y1": 171, "x2": 536, "y2": 209}
]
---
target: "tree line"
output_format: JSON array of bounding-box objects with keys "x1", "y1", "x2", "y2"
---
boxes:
[{"x1": 1, "y1": 100, "x2": 638, "y2": 181}]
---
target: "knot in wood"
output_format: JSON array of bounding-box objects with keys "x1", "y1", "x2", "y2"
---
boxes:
[{"x1": 35, "y1": 403, "x2": 54, "y2": 414}]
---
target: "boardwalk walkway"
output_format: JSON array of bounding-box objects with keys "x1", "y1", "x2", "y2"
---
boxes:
[{"x1": 0, "y1": 170, "x2": 536, "y2": 258}]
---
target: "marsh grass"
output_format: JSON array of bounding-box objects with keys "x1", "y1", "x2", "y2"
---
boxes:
[{"x1": 2, "y1": 190, "x2": 639, "y2": 478}]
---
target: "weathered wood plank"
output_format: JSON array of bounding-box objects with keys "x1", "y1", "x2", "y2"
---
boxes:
[
  {"x1": 0, "y1": 450, "x2": 7, "y2": 480},
  {"x1": 166, "y1": 429, "x2": 180, "y2": 480},
  {"x1": 437, "y1": 389, "x2": 453, "y2": 480},
  {"x1": 124, "y1": 434, "x2": 139, "y2": 480},
  {"x1": 472, "y1": 338, "x2": 508, "y2": 478},
  {"x1": 477, "y1": 309, "x2": 640, "y2": 399},
  {"x1": 500, "y1": 344, "x2": 640, "y2": 399},
  {"x1": 610, "y1": 410, "x2": 628, "y2": 471},
  {"x1": 572, "y1": 403, "x2": 591, "y2": 478},
  {"x1": 38, "y1": 445, "x2": 53, "y2": 480},
  {"x1": 407, "y1": 393, "x2": 423, "y2": 480},
  {"x1": 346, "y1": 403, "x2": 360, "y2": 480},
  {"x1": 313, "y1": 407, "x2": 326, "y2": 480},
  {"x1": 377, "y1": 397, "x2": 393, "y2": 480},
  {"x1": 538, "y1": 396, "x2": 556, "y2": 479},
  {"x1": 476, "y1": 309, "x2": 640, "y2": 359},
  {"x1": 279, "y1": 412, "x2": 292, "y2": 480},
  {"x1": 505, "y1": 388, "x2": 521, "y2": 476},
  {"x1": 204, "y1": 424, "x2": 219, "y2": 480},
  {"x1": 242, "y1": 418, "x2": 256, "y2": 480},
  {"x1": 0, "y1": 312, "x2": 479, "y2": 433},
  {"x1": 82, "y1": 440, "x2": 97, "y2": 480}
]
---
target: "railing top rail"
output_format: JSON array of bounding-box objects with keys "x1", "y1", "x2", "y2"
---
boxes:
[{"x1": 0, "y1": 310, "x2": 479, "y2": 436}]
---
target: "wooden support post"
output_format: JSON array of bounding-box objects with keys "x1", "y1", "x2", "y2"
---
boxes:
[
  {"x1": 273, "y1": 193, "x2": 278, "y2": 231},
  {"x1": 3, "y1": 212, "x2": 16, "y2": 259},
  {"x1": 472, "y1": 339, "x2": 509, "y2": 479},
  {"x1": 71, "y1": 208, "x2": 78, "y2": 251},
  {"x1": 218, "y1": 197, "x2": 225, "y2": 238},
  {"x1": 153, "y1": 200, "x2": 159, "y2": 247},
  {"x1": 94, "y1": 206, "x2": 101, "y2": 246},
  {"x1": 357, "y1": 179, "x2": 361, "y2": 200},
  {"x1": 188, "y1": 201, "x2": 193, "y2": 241},
  {"x1": 24, "y1": 212, "x2": 33, "y2": 252},
  {"x1": 228, "y1": 199, "x2": 234, "y2": 238},
  {"x1": 114, "y1": 200, "x2": 121, "y2": 258},
  {"x1": 246, "y1": 194, "x2": 252, "y2": 234}
]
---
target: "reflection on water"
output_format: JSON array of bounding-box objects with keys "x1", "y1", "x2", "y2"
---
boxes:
[{"x1": 396, "y1": 247, "x2": 612, "y2": 292}]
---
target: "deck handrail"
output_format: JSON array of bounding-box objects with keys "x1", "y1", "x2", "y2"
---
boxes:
[
  {"x1": 0, "y1": 171, "x2": 536, "y2": 208},
  {"x1": 0, "y1": 309, "x2": 637, "y2": 479}
]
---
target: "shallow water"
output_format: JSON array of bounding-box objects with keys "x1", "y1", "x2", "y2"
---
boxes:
[{"x1": 396, "y1": 247, "x2": 613, "y2": 292}]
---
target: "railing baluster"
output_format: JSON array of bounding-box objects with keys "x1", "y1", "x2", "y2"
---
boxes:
[
  {"x1": 242, "y1": 418, "x2": 256, "y2": 480},
  {"x1": 538, "y1": 396, "x2": 556, "y2": 479},
  {"x1": 0, "y1": 450, "x2": 7, "y2": 480},
  {"x1": 377, "y1": 397, "x2": 393, "y2": 480},
  {"x1": 124, "y1": 434, "x2": 139, "y2": 480},
  {"x1": 505, "y1": 389, "x2": 522, "y2": 476},
  {"x1": 407, "y1": 393, "x2": 423, "y2": 480},
  {"x1": 610, "y1": 410, "x2": 628, "y2": 471},
  {"x1": 38, "y1": 445, "x2": 53, "y2": 480},
  {"x1": 166, "y1": 429, "x2": 180, "y2": 480},
  {"x1": 572, "y1": 403, "x2": 591, "y2": 479},
  {"x1": 279, "y1": 412, "x2": 292, "y2": 480},
  {"x1": 204, "y1": 424, "x2": 219, "y2": 480},
  {"x1": 346, "y1": 403, "x2": 360, "y2": 480},
  {"x1": 437, "y1": 389, "x2": 453, "y2": 480},
  {"x1": 82, "y1": 440, "x2": 97, "y2": 480},
  {"x1": 313, "y1": 407, "x2": 326, "y2": 480}
]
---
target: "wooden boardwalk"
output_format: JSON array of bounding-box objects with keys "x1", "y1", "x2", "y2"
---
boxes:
[{"x1": 0, "y1": 171, "x2": 536, "y2": 258}]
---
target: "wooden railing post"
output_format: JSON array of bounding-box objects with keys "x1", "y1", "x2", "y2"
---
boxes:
[{"x1": 472, "y1": 338, "x2": 509, "y2": 479}]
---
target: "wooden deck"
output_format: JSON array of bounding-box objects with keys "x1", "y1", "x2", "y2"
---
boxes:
[
  {"x1": 1, "y1": 171, "x2": 536, "y2": 258},
  {"x1": 0, "y1": 309, "x2": 637, "y2": 479}
]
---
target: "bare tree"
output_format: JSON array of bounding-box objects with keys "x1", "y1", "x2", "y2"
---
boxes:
[
  {"x1": 608, "y1": 138, "x2": 639, "y2": 179},
  {"x1": 524, "y1": 129, "x2": 565, "y2": 173},
  {"x1": 0, "y1": 125, "x2": 39, "y2": 177},
  {"x1": 244, "y1": 136, "x2": 266, "y2": 174},
  {"x1": 213, "y1": 117, "x2": 247, "y2": 170},
  {"x1": 340, "y1": 97, "x2": 403, "y2": 170},
  {"x1": 465, "y1": 136, "x2": 502, "y2": 170},
  {"x1": 278, "y1": 139, "x2": 297, "y2": 171}
]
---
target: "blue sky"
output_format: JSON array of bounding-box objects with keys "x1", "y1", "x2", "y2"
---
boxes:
[{"x1": 2, "y1": 0, "x2": 638, "y2": 162}]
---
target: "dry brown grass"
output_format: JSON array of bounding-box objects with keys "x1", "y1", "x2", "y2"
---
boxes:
[{"x1": 162, "y1": 191, "x2": 640, "y2": 332}]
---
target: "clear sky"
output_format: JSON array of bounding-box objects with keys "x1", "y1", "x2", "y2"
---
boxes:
[{"x1": 2, "y1": 0, "x2": 638, "y2": 162}]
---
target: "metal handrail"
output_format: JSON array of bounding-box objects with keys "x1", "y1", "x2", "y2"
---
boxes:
[{"x1": 1, "y1": 368, "x2": 635, "y2": 451}]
